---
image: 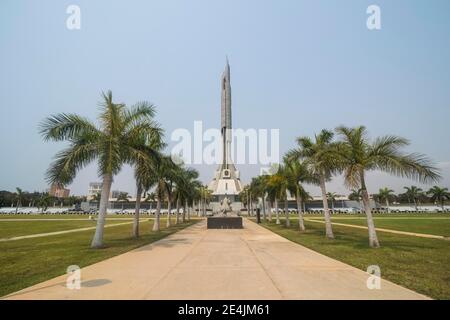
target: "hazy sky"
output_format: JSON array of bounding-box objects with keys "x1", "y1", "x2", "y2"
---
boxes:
[{"x1": 1, "y1": 0, "x2": 449, "y2": 197}]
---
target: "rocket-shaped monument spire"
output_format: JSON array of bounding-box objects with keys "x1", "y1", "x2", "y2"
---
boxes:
[
  {"x1": 221, "y1": 58, "x2": 232, "y2": 131},
  {"x1": 208, "y1": 58, "x2": 242, "y2": 199}
]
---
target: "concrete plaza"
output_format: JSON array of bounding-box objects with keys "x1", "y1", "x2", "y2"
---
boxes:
[{"x1": 4, "y1": 219, "x2": 428, "y2": 300}]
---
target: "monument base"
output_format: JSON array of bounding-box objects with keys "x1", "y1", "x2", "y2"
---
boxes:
[{"x1": 207, "y1": 216, "x2": 243, "y2": 229}]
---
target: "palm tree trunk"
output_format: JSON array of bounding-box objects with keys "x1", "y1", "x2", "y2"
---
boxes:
[
  {"x1": 195, "y1": 200, "x2": 199, "y2": 217},
  {"x1": 15, "y1": 201, "x2": 19, "y2": 214},
  {"x1": 275, "y1": 198, "x2": 280, "y2": 224},
  {"x1": 187, "y1": 201, "x2": 191, "y2": 221},
  {"x1": 262, "y1": 195, "x2": 267, "y2": 221},
  {"x1": 285, "y1": 199, "x2": 290, "y2": 227},
  {"x1": 319, "y1": 175, "x2": 334, "y2": 239},
  {"x1": 166, "y1": 196, "x2": 172, "y2": 227},
  {"x1": 413, "y1": 198, "x2": 418, "y2": 211},
  {"x1": 183, "y1": 199, "x2": 187, "y2": 222},
  {"x1": 133, "y1": 184, "x2": 142, "y2": 238},
  {"x1": 360, "y1": 172, "x2": 380, "y2": 248},
  {"x1": 385, "y1": 199, "x2": 390, "y2": 213},
  {"x1": 91, "y1": 173, "x2": 113, "y2": 248},
  {"x1": 153, "y1": 196, "x2": 161, "y2": 231},
  {"x1": 296, "y1": 189, "x2": 305, "y2": 231},
  {"x1": 176, "y1": 198, "x2": 180, "y2": 224},
  {"x1": 268, "y1": 200, "x2": 272, "y2": 222}
]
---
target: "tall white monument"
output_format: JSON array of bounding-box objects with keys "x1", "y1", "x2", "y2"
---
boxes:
[{"x1": 208, "y1": 59, "x2": 243, "y2": 210}]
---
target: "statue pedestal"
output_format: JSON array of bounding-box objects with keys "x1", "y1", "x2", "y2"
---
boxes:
[{"x1": 207, "y1": 216, "x2": 243, "y2": 229}]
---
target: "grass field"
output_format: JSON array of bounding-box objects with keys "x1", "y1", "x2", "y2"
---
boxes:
[
  {"x1": 0, "y1": 214, "x2": 163, "y2": 239},
  {"x1": 257, "y1": 214, "x2": 450, "y2": 300},
  {"x1": 0, "y1": 214, "x2": 148, "y2": 219},
  {"x1": 305, "y1": 215, "x2": 450, "y2": 237},
  {"x1": 0, "y1": 220, "x2": 103, "y2": 238},
  {"x1": 0, "y1": 216, "x2": 199, "y2": 297}
]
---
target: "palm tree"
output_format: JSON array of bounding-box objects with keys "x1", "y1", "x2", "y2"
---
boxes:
[
  {"x1": 117, "y1": 192, "x2": 129, "y2": 211},
  {"x1": 299, "y1": 188, "x2": 313, "y2": 212},
  {"x1": 133, "y1": 162, "x2": 157, "y2": 238},
  {"x1": 15, "y1": 187, "x2": 24, "y2": 214},
  {"x1": 152, "y1": 156, "x2": 178, "y2": 230},
  {"x1": 192, "y1": 186, "x2": 202, "y2": 217},
  {"x1": 144, "y1": 192, "x2": 157, "y2": 212},
  {"x1": 265, "y1": 182, "x2": 276, "y2": 223},
  {"x1": 349, "y1": 188, "x2": 364, "y2": 210},
  {"x1": 255, "y1": 175, "x2": 271, "y2": 221},
  {"x1": 326, "y1": 192, "x2": 337, "y2": 212},
  {"x1": 132, "y1": 128, "x2": 164, "y2": 237},
  {"x1": 186, "y1": 180, "x2": 201, "y2": 221},
  {"x1": 37, "y1": 193, "x2": 51, "y2": 213},
  {"x1": 239, "y1": 186, "x2": 249, "y2": 211},
  {"x1": 199, "y1": 185, "x2": 212, "y2": 216},
  {"x1": 40, "y1": 91, "x2": 162, "y2": 248},
  {"x1": 267, "y1": 166, "x2": 291, "y2": 227},
  {"x1": 284, "y1": 159, "x2": 316, "y2": 231},
  {"x1": 378, "y1": 187, "x2": 395, "y2": 213},
  {"x1": 335, "y1": 126, "x2": 440, "y2": 248},
  {"x1": 427, "y1": 186, "x2": 450, "y2": 211},
  {"x1": 249, "y1": 176, "x2": 268, "y2": 222},
  {"x1": 153, "y1": 182, "x2": 164, "y2": 232},
  {"x1": 175, "y1": 165, "x2": 200, "y2": 223},
  {"x1": 286, "y1": 129, "x2": 338, "y2": 239},
  {"x1": 266, "y1": 176, "x2": 279, "y2": 224},
  {"x1": 403, "y1": 186, "x2": 423, "y2": 211},
  {"x1": 173, "y1": 185, "x2": 182, "y2": 224}
]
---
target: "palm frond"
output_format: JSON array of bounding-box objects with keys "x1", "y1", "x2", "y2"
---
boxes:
[
  {"x1": 39, "y1": 114, "x2": 99, "y2": 142},
  {"x1": 123, "y1": 101, "x2": 156, "y2": 129},
  {"x1": 372, "y1": 151, "x2": 441, "y2": 184},
  {"x1": 46, "y1": 142, "x2": 99, "y2": 185}
]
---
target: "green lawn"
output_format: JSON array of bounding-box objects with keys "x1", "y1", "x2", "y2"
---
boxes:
[
  {"x1": 305, "y1": 216, "x2": 450, "y2": 237},
  {"x1": 0, "y1": 214, "x2": 161, "y2": 239},
  {"x1": 0, "y1": 214, "x2": 145, "y2": 219},
  {"x1": 0, "y1": 220, "x2": 105, "y2": 238},
  {"x1": 0, "y1": 218, "x2": 199, "y2": 297},
  {"x1": 257, "y1": 217, "x2": 450, "y2": 300}
]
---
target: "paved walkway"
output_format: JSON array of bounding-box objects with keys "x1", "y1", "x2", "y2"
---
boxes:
[{"x1": 3, "y1": 219, "x2": 428, "y2": 300}]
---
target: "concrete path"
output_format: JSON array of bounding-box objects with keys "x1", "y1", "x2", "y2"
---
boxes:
[
  {"x1": 305, "y1": 219, "x2": 448, "y2": 240},
  {"x1": 3, "y1": 219, "x2": 428, "y2": 300}
]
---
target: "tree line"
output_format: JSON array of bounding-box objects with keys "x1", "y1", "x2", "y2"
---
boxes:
[
  {"x1": 40, "y1": 91, "x2": 210, "y2": 248},
  {"x1": 241, "y1": 127, "x2": 444, "y2": 248},
  {"x1": 0, "y1": 188, "x2": 86, "y2": 211}
]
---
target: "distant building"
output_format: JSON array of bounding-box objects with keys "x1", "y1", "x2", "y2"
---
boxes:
[
  {"x1": 111, "y1": 190, "x2": 127, "y2": 199},
  {"x1": 87, "y1": 182, "x2": 103, "y2": 200},
  {"x1": 49, "y1": 183, "x2": 70, "y2": 198}
]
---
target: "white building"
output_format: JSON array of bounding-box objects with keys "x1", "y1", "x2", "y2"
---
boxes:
[{"x1": 87, "y1": 182, "x2": 102, "y2": 200}]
